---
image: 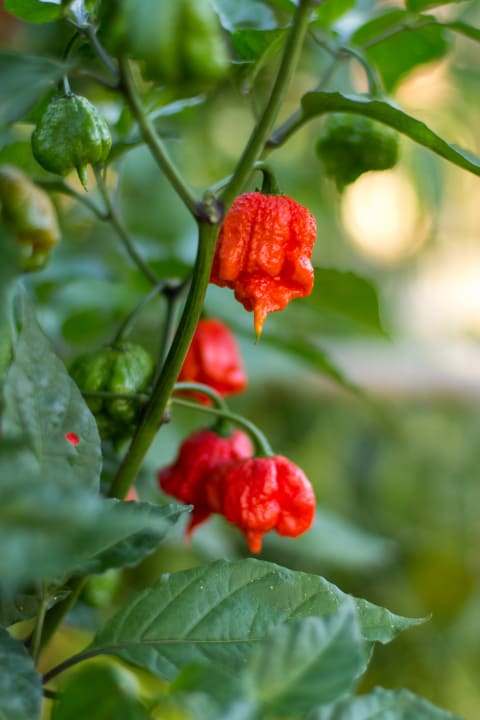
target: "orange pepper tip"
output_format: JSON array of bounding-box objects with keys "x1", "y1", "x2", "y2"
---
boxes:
[
  {"x1": 246, "y1": 529, "x2": 265, "y2": 554},
  {"x1": 253, "y1": 307, "x2": 268, "y2": 340}
]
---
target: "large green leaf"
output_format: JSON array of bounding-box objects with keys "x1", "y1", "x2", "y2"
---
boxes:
[
  {"x1": 307, "y1": 268, "x2": 386, "y2": 335},
  {"x1": 51, "y1": 664, "x2": 150, "y2": 720},
  {"x1": 311, "y1": 686, "x2": 462, "y2": 719},
  {"x1": 0, "y1": 441, "x2": 185, "y2": 588},
  {"x1": 3, "y1": 290, "x2": 101, "y2": 491},
  {"x1": 73, "y1": 501, "x2": 188, "y2": 576},
  {"x1": 5, "y1": 0, "x2": 62, "y2": 23},
  {"x1": 0, "y1": 625, "x2": 42, "y2": 720},
  {"x1": 352, "y1": 10, "x2": 451, "y2": 91},
  {"x1": 300, "y1": 91, "x2": 480, "y2": 178},
  {"x1": 245, "y1": 602, "x2": 368, "y2": 716},
  {"x1": 88, "y1": 559, "x2": 422, "y2": 680},
  {"x1": 0, "y1": 52, "x2": 71, "y2": 125}
]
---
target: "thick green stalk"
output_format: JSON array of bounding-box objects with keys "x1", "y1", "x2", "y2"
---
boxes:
[
  {"x1": 221, "y1": 0, "x2": 314, "y2": 208},
  {"x1": 118, "y1": 56, "x2": 198, "y2": 218},
  {"x1": 109, "y1": 221, "x2": 218, "y2": 499}
]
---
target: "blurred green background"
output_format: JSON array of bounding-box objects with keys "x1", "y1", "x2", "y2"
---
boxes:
[{"x1": 2, "y1": 1, "x2": 480, "y2": 718}]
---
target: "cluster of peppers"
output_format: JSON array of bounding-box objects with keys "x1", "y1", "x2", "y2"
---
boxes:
[
  {"x1": 158, "y1": 427, "x2": 316, "y2": 553},
  {"x1": 66, "y1": 190, "x2": 318, "y2": 551}
]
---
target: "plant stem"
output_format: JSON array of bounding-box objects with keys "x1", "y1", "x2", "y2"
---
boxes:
[
  {"x1": 30, "y1": 585, "x2": 48, "y2": 664},
  {"x1": 173, "y1": 382, "x2": 228, "y2": 411},
  {"x1": 84, "y1": 26, "x2": 119, "y2": 81},
  {"x1": 221, "y1": 0, "x2": 314, "y2": 208},
  {"x1": 93, "y1": 166, "x2": 160, "y2": 285},
  {"x1": 171, "y1": 397, "x2": 273, "y2": 456},
  {"x1": 108, "y1": 221, "x2": 219, "y2": 499},
  {"x1": 112, "y1": 282, "x2": 168, "y2": 344},
  {"x1": 35, "y1": 178, "x2": 108, "y2": 220},
  {"x1": 118, "y1": 56, "x2": 198, "y2": 218},
  {"x1": 35, "y1": 577, "x2": 87, "y2": 658}
]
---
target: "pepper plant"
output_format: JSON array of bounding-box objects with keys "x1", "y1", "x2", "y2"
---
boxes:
[{"x1": 1, "y1": 0, "x2": 479, "y2": 718}]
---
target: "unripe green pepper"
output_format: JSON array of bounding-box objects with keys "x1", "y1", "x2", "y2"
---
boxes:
[
  {"x1": 105, "y1": 0, "x2": 229, "y2": 90},
  {"x1": 0, "y1": 165, "x2": 60, "y2": 272},
  {"x1": 70, "y1": 342, "x2": 154, "y2": 442},
  {"x1": 316, "y1": 114, "x2": 399, "y2": 190},
  {"x1": 31, "y1": 94, "x2": 111, "y2": 188},
  {"x1": 83, "y1": 568, "x2": 122, "y2": 608}
]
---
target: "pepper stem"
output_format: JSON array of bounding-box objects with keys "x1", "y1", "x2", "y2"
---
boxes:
[{"x1": 170, "y1": 397, "x2": 274, "y2": 457}]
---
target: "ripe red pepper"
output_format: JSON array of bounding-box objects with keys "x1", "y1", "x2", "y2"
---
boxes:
[
  {"x1": 157, "y1": 428, "x2": 253, "y2": 534},
  {"x1": 206, "y1": 455, "x2": 316, "y2": 553},
  {"x1": 177, "y1": 318, "x2": 246, "y2": 399},
  {"x1": 210, "y1": 192, "x2": 317, "y2": 336}
]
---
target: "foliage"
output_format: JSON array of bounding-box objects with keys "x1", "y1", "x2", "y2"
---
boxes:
[{"x1": 1, "y1": 0, "x2": 479, "y2": 717}]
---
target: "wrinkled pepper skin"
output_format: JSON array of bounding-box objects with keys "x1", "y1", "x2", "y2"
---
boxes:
[
  {"x1": 206, "y1": 455, "x2": 316, "y2": 553},
  {"x1": 31, "y1": 94, "x2": 111, "y2": 187},
  {"x1": 178, "y1": 318, "x2": 247, "y2": 399},
  {"x1": 316, "y1": 114, "x2": 399, "y2": 189},
  {"x1": 70, "y1": 342, "x2": 154, "y2": 442},
  {"x1": 0, "y1": 164, "x2": 60, "y2": 271},
  {"x1": 210, "y1": 193, "x2": 316, "y2": 336},
  {"x1": 158, "y1": 428, "x2": 253, "y2": 534}
]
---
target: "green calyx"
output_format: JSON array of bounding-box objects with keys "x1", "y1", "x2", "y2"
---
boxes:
[
  {"x1": 70, "y1": 341, "x2": 154, "y2": 442},
  {"x1": 105, "y1": 0, "x2": 229, "y2": 90},
  {"x1": 0, "y1": 165, "x2": 60, "y2": 272},
  {"x1": 31, "y1": 94, "x2": 112, "y2": 188},
  {"x1": 316, "y1": 113, "x2": 399, "y2": 190}
]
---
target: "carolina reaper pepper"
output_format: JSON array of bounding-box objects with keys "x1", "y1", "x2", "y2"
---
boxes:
[
  {"x1": 210, "y1": 192, "x2": 317, "y2": 336},
  {"x1": 158, "y1": 428, "x2": 253, "y2": 534},
  {"x1": 205, "y1": 455, "x2": 316, "y2": 553},
  {"x1": 177, "y1": 318, "x2": 247, "y2": 399}
]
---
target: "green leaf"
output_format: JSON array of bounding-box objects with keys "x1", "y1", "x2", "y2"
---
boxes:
[
  {"x1": 89, "y1": 559, "x2": 422, "y2": 679},
  {"x1": 0, "y1": 52, "x2": 71, "y2": 125},
  {"x1": 0, "y1": 587, "x2": 70, "y2": 626},
  {"x1": 0, "y1": 442, "x2": 185, "y2": 588},
  {"x1": 263, "y1": 510, "x2": 396, "y2": 573},
  {"x1": 73, "y1": 501, "x2": 188, "y2": 575},
  {"x1": 3, "y1": 290, "x2": 101, "y2": 491},
  {"x1": 311, "y1": 686, "x2": 462, "y2": 719},
  {"x1": 351, "y1": 11, "x2": 451, "y2": 91},
  {"x1": 245, "y1": 602, "x2": 368, "y2": 715},
  {"x1": 307, "y1": 268, "x2": 386, "y2": 335},
  {"x1": 51, "y1": 664, "x2": 150, "y2": 720},
  {"x1": 5, "y1": 0, "x2": 62, "y2": 23},
  {"x1": 231, "y1": 28, "x2": 287, "y2": 92},
  {"x1": 212, "y1": 0, "x2": 278, "y2": 31},
  {"x1": 261, "y1": 331, "x2": 360, "y2": 395},
  {"x1": 301, "y1": 91, "x2": 480, "y2": 178},
  {"x1": 170, "y1": 663, "x2": 245, "y2": 711},
  {"x1": 406, "y1": 0, "x2": 465, "y2": 11},
  {"x1": 0, "y1": 625, "x2": 42, "y2": 720},
  {"x1": 311, "y1": 0, "x2": 356, "y2": 27}
]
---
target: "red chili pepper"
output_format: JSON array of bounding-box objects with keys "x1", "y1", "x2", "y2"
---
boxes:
[
  {"x1": 178, "y1": 318, "x2": 247, "y2": 399},
  {"x1": 210, "y1": 192, "x2": 316, "y2": 336},
  {"x1": 158, "y1": 428, "x2": 253, "y2": 534},
  {"x1": 206, "y1": 455, "x2": 315, "y2": 553}
]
